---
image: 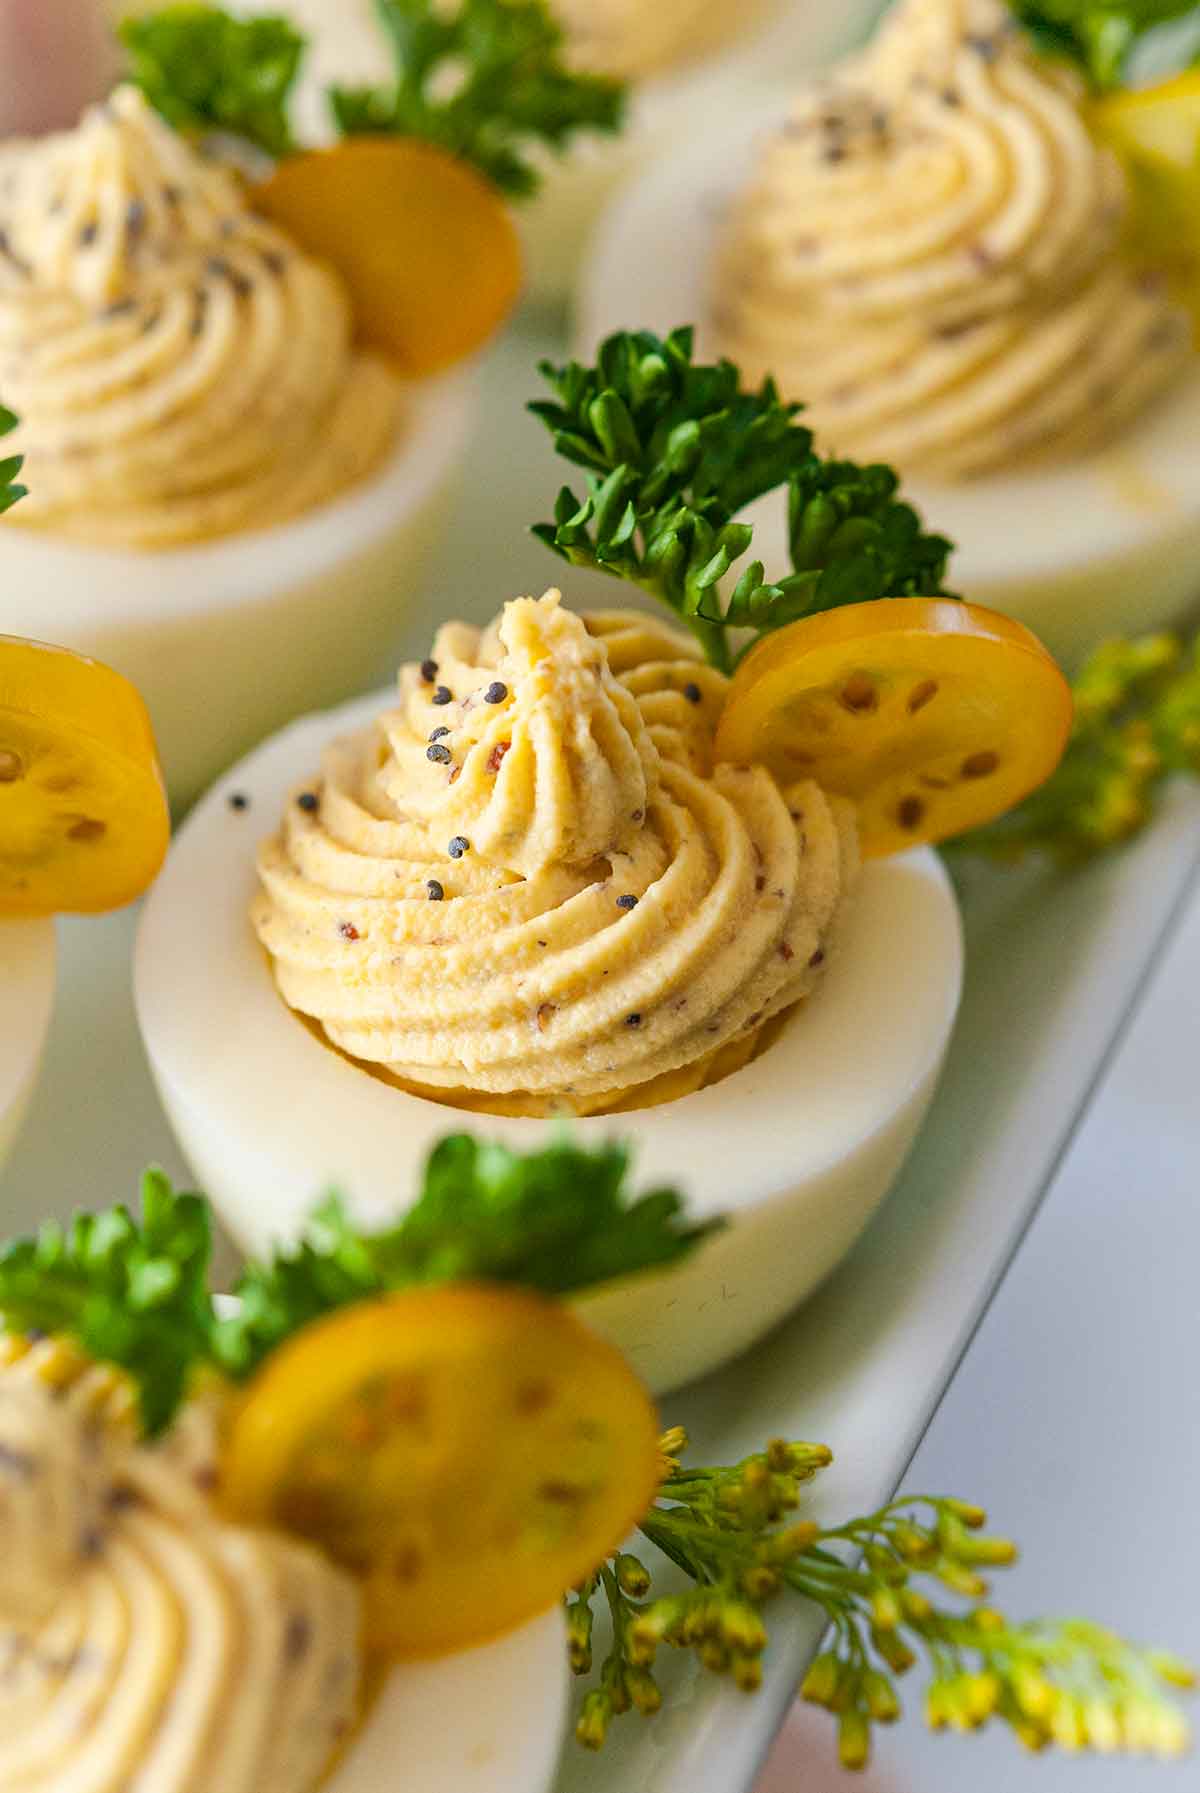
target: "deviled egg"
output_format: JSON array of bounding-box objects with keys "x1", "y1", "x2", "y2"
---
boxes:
[
  {"x1": 0, "y1": 1330, "x2": 570, "y2": 1793},
  {"x1": 136, "y1": 589, "x2": 965, "y2": 1392},
  {"x1": 578, "y1": 0, "x2": 1200, "y2": 664},
  {"x1": 136, "y1": 318, "x2": 1077, "y2": 1392},
  {"x1": 0, "y1": 84, "x2": 473, "y2": 807}
]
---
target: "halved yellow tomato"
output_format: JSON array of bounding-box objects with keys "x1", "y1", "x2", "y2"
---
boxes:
[
  {"x1": 253, "y1": 138, "x2": 523, "y2": 375},
  {"x1": 0, "y1": 636, "x2": 168, "y2": 915},
  {"x1": 714, "y1": 599, "x2": 1072, "y2": 858},
  {"x1": 220, "y1": 1285, "x2": 661, "y2": 1659}
]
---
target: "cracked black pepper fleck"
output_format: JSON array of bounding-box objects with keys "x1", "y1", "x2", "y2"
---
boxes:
[
  {"x1": 625, "y1": 1013, "x2": 642, "y2": 1027},
  {"x1": 227, "y1": 791, "x2": 249, "y2": 812},
  {"x1": 683, "y1": 682, "x2": 702, "y2": 704},
  {"x1": 297, "y1": 791, "x2": 319, "y2": 813},
  {"x1": 447, "y1": 836, "x2": 470, "y2": 859},
  {"x1": 426, "y1": 743, "x2": 452, "y2": 764},
  {"x1": 484, "y1": 681, "x2": 508, "y2": 704},
  {"x1": 428, "y1": 725, "x2": 451, "y2": 741},
  {"x1": 427, "y1": 880, "x2": 445, "y2": 901},
  {"x1": 431, "y1": 685, "x2": 453, "y2": 706},
  {"x1": 420, "y1": 658, "x2": 438, "y2": 682},
  {"x1": 616, "y1": 894, "x2": 638, "y2": 910}
]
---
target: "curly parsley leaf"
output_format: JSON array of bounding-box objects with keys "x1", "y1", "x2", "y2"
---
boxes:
[
  {"x1": 0, "y1": 407, "x2": 26, "y2": 516},
  {"x1": 120, "y1": 4, "x2": 306, "y2": 159},
  {"x1": 953, "y1": 631, "x2": 1200, "y2": 862},
  {"x1": 1010, "y1": 0, "x2": 1200, "y2": 88},
  {"x1": 0, "y1": 1169, "x2": 213, "y2": 1436},
  {"x1": 328, "y1": 0, "x2": 625, "y2": 198},
  {"x1": 214, "y1": 1133, "x2": 718, "y2": 1378},
  {"x1": 530, "y1": 327, "x2": 956, "y2": 672}
]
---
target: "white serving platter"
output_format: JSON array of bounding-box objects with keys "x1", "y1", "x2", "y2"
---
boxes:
[{"x1": 4, "y1": 322, "x2": 1200, "y2": 1793}]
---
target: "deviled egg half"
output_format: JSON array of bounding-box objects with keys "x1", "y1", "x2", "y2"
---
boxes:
[
  {"x1": 0, "y1": 85, "x2": 473, "y2": 808},
  {"x1": 238, "y1": 0, "x2": 889, "y2": 301},
  {"x1": 578, "y1": 0, "x2": 1200, "y2": 665},
  {"x1": 0, "y1": 1331, "x2": 569, "y2": 1793},
  {"x1": 137, "y1": 587, "x2": 966, "y2": 1393}
]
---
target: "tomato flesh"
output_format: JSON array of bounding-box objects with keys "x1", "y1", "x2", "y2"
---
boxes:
[
  {"x1": 220, "y1": 1284, "x2": 661, "y2": 1659},
  {"x1": 714, "y1": 599, "x2": 1072, "y2": 858}
]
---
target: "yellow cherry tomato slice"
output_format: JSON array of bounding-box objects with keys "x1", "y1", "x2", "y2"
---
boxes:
[
  {"x1": 0, "y1": 635, "x2": 168, "y2": 916},
  {"x1": 253, "y1": 138, "x2": 523, "y2": 375},
  {"x1": 714, "y1": 599, "x2": 1072, "y2": 859},
  {"x1": 220, "y1": 1285, "x2": 661, "y2": 1659}
]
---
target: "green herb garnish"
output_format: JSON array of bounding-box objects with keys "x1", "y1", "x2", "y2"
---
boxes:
[
  {"x1": 530, "y1": 327, "x2": 955, "y2": 673},
  {"x1": 0, "y1": 407, "x2": 26, "y2": 516},
  {"x1": 1011, "y1": 0, "x2": 1200, "y2": 88},
  {"x1": 575, "y1": 1429, "x2": 1194, "y2": 1765},
  {"x1": 213, "y1": 1132, "x2": 717, "y2": 1378},
  {"x1": 328, "y1": 0, "x2": 624, "y2": 198},
  {"x1": 0, "y1": 1137, "x2": 712, "y2": 1424},
  {"x1": 0, "y1": 1169, "x2": 212, "y2": 1435},
  {"x1": 120, "y1": 4, "x2": 306, "y2": 159},
  {"x1": 955, "y1": 630, "x2": 1200, "y2": 862}
]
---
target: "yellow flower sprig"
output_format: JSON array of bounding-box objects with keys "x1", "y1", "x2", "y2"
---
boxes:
[
  {"x1": 955, "y1": 631, "x2": 1200, "y2": 863},
  {"x1": 571, "y1": 1430, "x2": 1195, "y2": 1770}
]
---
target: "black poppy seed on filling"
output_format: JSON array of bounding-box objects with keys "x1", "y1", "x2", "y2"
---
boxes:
[
  {"x1": 431, "y1": 685, "x2": 453, "y2": 706},
  {"x1": 683, "y1": 682, "x2": 702, "y2": 704},
  {"x1": 427, "y1": 879, "x2": 445, "y2": 901},
  {"x1": 616, "y1": 893, "x2": 638, "y2": 911},
  {"x1": 426, "y1": 743, "x2": 452, "y2": 765},
  {"x1": 420, "y1": 658, "x2": 439, "y2": 682},
  {"x1": 428, "y1": 725, "x2": 451, "y2": 742},
  {"x1": 447, "y1": 836, "x2": 470, "y2": 859},
  {"x1": 484, "y1": 681, "x2": 508, "y2": 704},
  {"x1": 296, "y1": 791, "x2": 319, "y2": 813}
]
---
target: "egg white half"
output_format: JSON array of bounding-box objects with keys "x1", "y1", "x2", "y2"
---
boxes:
[
  {"x1": 334, "y1": 1608, "x2": 569, "y2": 1793},
  {"x1": 134, "y1": 684, "x2": 962, "y2": 1392},
  {"x1": 0, "y1": 919, "x2": 55, "y2": 1172},
  {"x1": 576, "y1": 109, "x2": 1200, "y2": 668}
]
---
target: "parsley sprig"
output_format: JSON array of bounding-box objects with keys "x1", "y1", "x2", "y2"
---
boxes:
[
  {"x1": 529, "y1": 328, "x2": 955, "y2": 673},
  {"x1": 1011, "y1": 0, "x2": 1200, "y2": 88},
  {"x1": 576, "y1": 1429, "x2": 1195, "y2": 1767},
  {"x1": 0, "y1": 1137, "x2": 712, "y2": 1426},
  {"x1": 119, "y1": 5, "x2": 306, "y2": 159},
  {"x1": 0, "y1": 407, "x2": 27, "y2": 516},
  {"x1": 214, "y1": 1133, "x2": 718, "y2": 1378},
  {"x1": 956, "y1": 630, "x2": 1200, "y2": 862},
  {"x1": 0, "y1": 1170, "x2": 213, "y2": 1435},
  {"x1": 330, "y1": 0, "x2": 625, "y2": 199}
]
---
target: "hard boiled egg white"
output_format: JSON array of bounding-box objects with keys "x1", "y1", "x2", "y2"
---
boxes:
[
  {"x1": 0, "y1": 920, "x2": 55, "y2": 1172},
  {"x1": 334, "y1": 1609, "x2": 568, "y2": 1793},
  {"x1": 134, "y1": 686, "x2": 962, "y2": 1394},
  {"x1": 576, "y1": 110, "x2": 1200, "y2": 668}
]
